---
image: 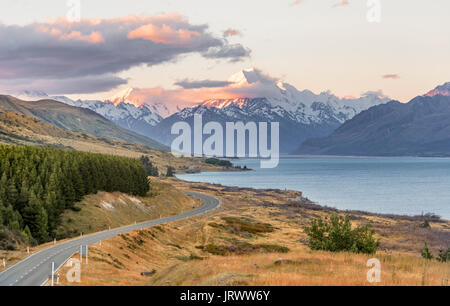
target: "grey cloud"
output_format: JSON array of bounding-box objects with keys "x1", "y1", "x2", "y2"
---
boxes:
[
  {"x1": 0, "y1": 14, "x2": 251, "y2": 84},
  {"x1": 0, "y1": 74, "x2": 127, "y2": 95},
  {"x1": 202, "y1": 44, "x2": 251, "y2": 62},
  {"x1": 174, "y1": 79, "x2": 233, "y2": 89}
]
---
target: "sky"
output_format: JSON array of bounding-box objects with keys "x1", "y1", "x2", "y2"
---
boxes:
[{"x1": 0, "y1": 0, "x2": 449, "y2": 104}]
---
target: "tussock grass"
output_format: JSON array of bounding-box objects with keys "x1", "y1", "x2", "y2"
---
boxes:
[{"x1": 55, "y1": 178, "x2": 450, "y2": 286}]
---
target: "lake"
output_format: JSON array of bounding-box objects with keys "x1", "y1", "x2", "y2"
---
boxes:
[{"x1": 177, "y1": 157, "x2": 450, "y2": 220}]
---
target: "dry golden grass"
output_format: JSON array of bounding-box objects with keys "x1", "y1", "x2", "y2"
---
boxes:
[
  {"x1": 55, "y1": 181, "x2": 202, "y2": 239},
  {"x1": 55, "y1": 178, "x2": 449, "y2": 286},
  {"x1": 149, "y1": 249, "x2": 449, "y2": 286}
]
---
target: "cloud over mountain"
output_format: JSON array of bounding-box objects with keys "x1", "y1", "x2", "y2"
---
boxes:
[
  {"x1": 0, "y1": 14, "x2": 250, "y2": 94},
  {"x1": 174, "y1": 79, "x2": 233, "y2": 89}
]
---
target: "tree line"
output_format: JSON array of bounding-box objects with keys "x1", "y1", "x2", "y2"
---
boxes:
[{"x1": 0, "y1": 145, "x2": 150, "y2": 244}]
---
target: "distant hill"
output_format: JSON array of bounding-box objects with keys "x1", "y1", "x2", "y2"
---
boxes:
[
  {"x1": 296, "y1": 94, "x2": 450, "y2": 156},
  {"x1": 0, "y1": 109, "x2": 224, "y2": 174},
  {"x1": 0, "y1": 95, "x2": 168, "y2": 151}
]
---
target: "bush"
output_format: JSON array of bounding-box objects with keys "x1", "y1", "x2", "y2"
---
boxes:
[
  {"x1": 140, "y1": 156, "x2": 158, "y2": 177},
  {"x1": 419, "y1": 220, "x2": 430, "y2": 228},
  {"x1": 166, "y1": 166, "x2": 175, "y2": 177},
  {"x1": 304, "y1": 214, "x2": 379, "y2": 254},
  {"x1": 205, "y1": 158, "x2": 233, "y2": 168},
  {"x1": 437, "y1": 248, "x2": 449, "y2": 262},
  {"x1": 421, "y1": 242, "x2": 449, "y2": 262},
  {"x1": 421, "y1": 242, "x2": 434, "y2": 260}
]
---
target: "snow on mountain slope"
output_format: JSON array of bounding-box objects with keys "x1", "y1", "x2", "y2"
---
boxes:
[
  {"x1": 149, "y1": 68, "x2": 391, "y2": 153},
  {"x1": 196, "y1": 68, "x2": 390, "y2": 125},
  {"x1": 425, "y1": 82, "x2": 450, "y2": 97},
  {"x1": 9, "y1": 90, "x2": 163, "y2": 139},
  {"x1": 6, "y1": 69, "x2": 392, "y2": 154},
  {"x1": 107, "y1": 87, "x2": 176, "y2": 118}
]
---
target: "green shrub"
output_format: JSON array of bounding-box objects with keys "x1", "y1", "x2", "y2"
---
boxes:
[
  {"x1": 220, "y1": 217, "x2": 275, "y2": 235},
  {"x1": 166, "y1": 166, "x2": 175, "y2": 177},
  {"x1": 197, "y1": 241, "x2": 289, "y2": 256},
  {"x1": 421, "y1": 242, "x2": 434, "y2": 260},
  {"x1": 304, "y1": 214, "x2": 379, "y2": 254},
  {"x1": 420, "y1": 220, "x2": 430, "y2": 228},
  {"x1": 422, "y1": 243, "x2": 449, "y2": 262},
  {"x1": 140, "y1": 155, "x2": 159, "y2": 177},
  {"x1": 437, "y1": 248, "x2": 449, "y2": 262}
]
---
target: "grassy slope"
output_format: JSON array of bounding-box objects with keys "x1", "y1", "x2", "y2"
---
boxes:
[
  {"x1": 56, "y1": 178, "x2": 450, "y2": 286},
  {"x1": 0, "y1": 95, "x2": 167, "y2": 151},
  {"x1": 55, "y1": 181, "x2": 202, "y2": 239}
]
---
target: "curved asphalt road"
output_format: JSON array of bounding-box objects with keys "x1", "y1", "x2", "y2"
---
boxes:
[{"x1": 0, "y1": 191, "x2": 220, "y2": 286}]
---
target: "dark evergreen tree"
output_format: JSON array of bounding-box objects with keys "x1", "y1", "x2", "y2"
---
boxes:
[
  {"x1": 0, "y1": 144, "x2": 150, "y2": 244},
  {"x1": 166, "y1": 166, "x2": 175, "y2": 177}
]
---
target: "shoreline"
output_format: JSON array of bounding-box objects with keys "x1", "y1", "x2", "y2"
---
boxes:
[{"x1": 175, "y1": 168, "x2": 450, "y2": 223}]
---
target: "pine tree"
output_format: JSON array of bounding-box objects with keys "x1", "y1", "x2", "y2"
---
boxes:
[
  {"x1": 0, "y1": 144, "x2": 151, "y2": 244},
  {"x1": 166, "y1": 166, "x2": 175, "y2": 177},
  {"x1": 0, "y1": 172, "x2": 7, "y2": 205},
  {"x1": 22, "y1": 191, "x2": 48, "y2": 243}
]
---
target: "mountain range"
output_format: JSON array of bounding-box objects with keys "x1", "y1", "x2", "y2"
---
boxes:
[
  {"x1": 145, "y1": 69, "x2": 391, "y2": 153},
  {"x1": 9, "y1": 71, "x2": 449, "y2": 157},
  {"x1": 14, "y1": 69, "x2": 391, "y2": 154},
  {"x1": 296, "y1": 86, "x2": 450, "y2": 156},
  {"x1": 0, "y1": 95, "x2": 168, "y2": 151}
]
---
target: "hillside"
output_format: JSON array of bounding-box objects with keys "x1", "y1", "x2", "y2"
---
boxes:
[
  {"x1": 296, "y1": 94, "x2": 450, "y2": 156},
  {"x1": 55, "y1": 181, "x2": 202, "y2": 240},
  {"x1": 0, "y1": 95, "x2": 167, "y2": 151},
  {"x1": 0, "y1": 110, "x2": 232, "y2": 175}
]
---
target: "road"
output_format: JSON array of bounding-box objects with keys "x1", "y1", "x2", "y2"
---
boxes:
[{"x1": 0, "y1": 191, "x2": 220, "y2": 286}]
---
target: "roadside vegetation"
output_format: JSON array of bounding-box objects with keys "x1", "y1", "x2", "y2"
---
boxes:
[
  {"x1": 140, "y1": 155, "x2": 159, "y2": 177},
  {"x1": 422, "y1": 242, "x2": 449, "y2": 262},
  {"x1": 304, "y1": 214, "x2": 380, "y2": 254},
  {"x1": 0, "y1": 145, "x2": 149, "y2": 246},
  {"x1": 166, "y1": 166, "x2": 175, "y2": 177}
]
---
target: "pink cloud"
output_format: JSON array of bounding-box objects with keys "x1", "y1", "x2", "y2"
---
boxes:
[
  {"x1": 224, "y1": 28, "x2": 242, "y2": 37},
  {"x1": 37, "y1": 26, "x2": 104, "y2": 44},
  {"x1": 291, "y1": 0, "x2": 303, "y2": 6},
  {"x1": 114, "y1": 68, "x2": 285, "y2": 113},
  {"x1": 128, "y1": 24, "x2": 201, "y2": 44},
  {"x1": 332, "y1": 0, "x2": 349, "y2": 8},
  {"x1": 382, "y1": 74, "x2": 400, "y2": 79}
]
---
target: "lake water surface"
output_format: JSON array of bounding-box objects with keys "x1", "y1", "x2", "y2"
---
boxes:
[{"x1": 177, "y1": 157, "x2": 450, "y2": 219}]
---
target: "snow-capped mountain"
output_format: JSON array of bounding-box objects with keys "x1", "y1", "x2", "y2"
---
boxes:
[
  {"x1": 10, "y1": 90, "x2": 163, "y2": 138},
  {"x1": 425, "y1": 82, "x2": 450, "y2": 97},
  {"x1": 6, "y1": 69, "x2": 391, "y2": 154},
  {"x1": 199, "y1": 69, "x2": 390, "y2": 125},
  {"x1": 64, "y1": 98, "x2": 162, "y2": 129},
  {"x1": 148, "y1": 68, "x2": 391, "y2": 153},
  {"x1": 107, "y1": 87, "x2": 180, "y2": 118}
]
